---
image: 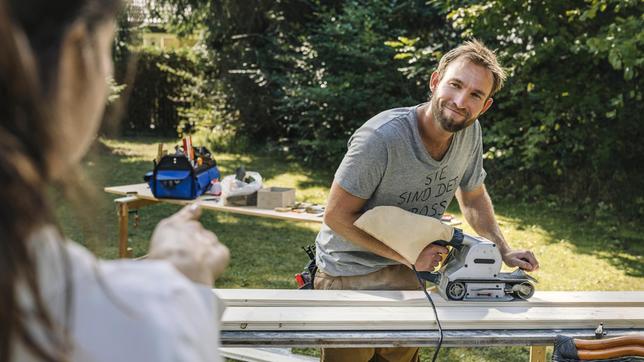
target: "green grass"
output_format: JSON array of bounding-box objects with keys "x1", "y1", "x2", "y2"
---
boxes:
[{"x1": 57, "y1": 136, "x2": 644, "y2": 362}]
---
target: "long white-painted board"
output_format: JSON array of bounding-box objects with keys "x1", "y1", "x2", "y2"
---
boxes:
[
  {"x1": 215, "y1": 290, "x2": 644, "y2": 332},
  {"x1": 216, "y1": 289, "x2": 644, "y2": 308}
]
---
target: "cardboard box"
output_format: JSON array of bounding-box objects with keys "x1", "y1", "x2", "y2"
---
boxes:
[
  {"x1": 257, "y1": 187, "x2": 296, "y2": 209},
  {"x1": 225, "y1": 191, "x2": 258, "y2": 206}
]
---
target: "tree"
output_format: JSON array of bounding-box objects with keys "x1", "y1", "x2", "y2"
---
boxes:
[{"x1": 396, "y1": 0, "x2": 643, "y2": 217}]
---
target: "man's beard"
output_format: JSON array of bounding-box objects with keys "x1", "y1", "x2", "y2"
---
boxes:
[{"x1": 430, "y1": 96, "x2": 477, "y2": 132}]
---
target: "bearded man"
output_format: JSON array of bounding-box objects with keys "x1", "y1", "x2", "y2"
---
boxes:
[{"x1": 314, "y1": 39, "x2": 540, "y2": 362}]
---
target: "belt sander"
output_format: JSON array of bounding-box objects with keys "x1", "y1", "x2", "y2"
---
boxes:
[{"x1": 354, "y1": 206, "x2": 537, "y2": 301}]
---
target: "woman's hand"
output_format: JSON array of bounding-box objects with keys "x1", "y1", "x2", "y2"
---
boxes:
[{"x1": 148, "y1": 203, "x2": 230, "y2": 286}]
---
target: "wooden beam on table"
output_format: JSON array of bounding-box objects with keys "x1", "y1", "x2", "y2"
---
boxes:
[
  {"x1": 216, "y1": 289, "x2": 644, "y2": 308},
  {"x1": 221, "y1": 305, "x2": 642, "y2": 331},
  {"x1": 214, "y1": 289, "x2": 644, "y2": 332}
]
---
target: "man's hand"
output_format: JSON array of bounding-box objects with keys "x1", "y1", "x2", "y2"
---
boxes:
[
  {"x1": 414, "y1": 244, "x2": 449, "y2": 271},
  {"x1": 501, "y1": 249, "x2": 539, "y2": 272},
  {"x1": 456, "y1": 185, "x2": 539, "y2": 273},
  {"x1": 148, "y1": 203, "x2": 230, "y2": 286}
]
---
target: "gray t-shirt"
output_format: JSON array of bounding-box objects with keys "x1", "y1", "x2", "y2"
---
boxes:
[{"x1": 315, "y1": 104, "x2": 486, "y2": 276}]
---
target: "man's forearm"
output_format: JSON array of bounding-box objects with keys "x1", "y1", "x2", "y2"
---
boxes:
[
  {"x1": 457, "y1": 186, "x2": 540, "y2": 271},
  {"x1": 457, "y1": 187, "x2": 510, "y2": 254},
  {"x1": 324, "y1": 212, "x2": 410, "y2": 266}
]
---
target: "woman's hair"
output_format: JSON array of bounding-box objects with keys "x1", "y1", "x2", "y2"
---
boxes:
[{"x1": 0, "y1": 0, "x2": 120, "y2": 360}]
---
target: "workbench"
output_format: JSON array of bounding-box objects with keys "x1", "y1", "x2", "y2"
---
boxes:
[
  {"x1": 216, "y1": 289, "x2": 644, "y2": 362},
  {"x1": 104, "y1": 183, "x2": 326, "y2": 257},
  {"x1": 104, "y1": 182, "x2": 461, "y2": 258}
]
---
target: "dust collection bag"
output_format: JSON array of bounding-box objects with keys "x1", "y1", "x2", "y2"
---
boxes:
[{"x1": 147, "y1": 154, "x2": 220, "y2": 199}]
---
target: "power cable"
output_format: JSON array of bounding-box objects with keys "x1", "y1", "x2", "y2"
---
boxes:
[{"x1": 413, "y1": 265, "x2": 443, "y2": 362}]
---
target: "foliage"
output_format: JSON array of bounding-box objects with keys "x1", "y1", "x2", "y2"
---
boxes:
[
  {"x1": 274, "y1": 0, "x2": 444, "y2": 162},
  {"x1": 118, "y1": 46, "x2": 202, "y2": 136},
  {"x1": 155, "y1": 0, "x2": 448, "y2": 161},
  {"x1": 107, "y1": 76, "x2": 126, "y2": 104},
  {"x1": 111, "y1": 6, "x2": 233, "y2": 141},
  {"x1": 112, "y1": 7, "x2": 137, "y2": 80},
  {"x1": 140, "y1": 0, "x2": 643, "y2": 219},
  {"x1": 393, "y1": 0, "x2": 644, "y2": 219}
]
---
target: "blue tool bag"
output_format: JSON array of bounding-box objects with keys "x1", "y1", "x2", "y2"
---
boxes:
[{"x1": 147, "y1": 153, "x2": 220, "y2": 199}]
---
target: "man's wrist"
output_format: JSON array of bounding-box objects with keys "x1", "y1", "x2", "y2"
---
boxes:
[{"x1": 494, "y1": 239, "x2": 511, "y2": 256}]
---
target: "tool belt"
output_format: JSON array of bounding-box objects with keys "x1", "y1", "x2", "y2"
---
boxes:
[
  {"x1": 553, "y1": 333, "x2": 644, "y2": 361},
  {"x1": 295, "y1": 245, "x2": 317, "y2": 289}
]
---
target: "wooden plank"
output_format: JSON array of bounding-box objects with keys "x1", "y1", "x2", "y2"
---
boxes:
[
  {"x1": 529, "y1": 346, "x2": 547, "y2": 362},
  {"x1": 215, "y1": 290, "x2": 644, "y2": 332},
  {"x1": 114, "y1": 195, "x2": 158, "y2": 209},
  {"x1": 216, "y1": 289, "x2": 644, "y2": 308},
  {"x1": 220, "y1": 348, "x2": 317, "y2": 362},
  {"x1": 221, "y1": 306, "x2": 644, "y2": 331},
  {"x1": 105, "y1": 183, "x2": 324, "y2": 223}
]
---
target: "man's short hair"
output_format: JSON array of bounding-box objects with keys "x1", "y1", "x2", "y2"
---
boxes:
[{"x1": 436, "y1": 39, "x2": 507, "y2": 97}]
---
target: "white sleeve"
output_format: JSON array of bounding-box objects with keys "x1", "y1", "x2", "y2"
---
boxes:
[{"x1": 67, "y1": 243, "x2": 222, "y2": 362}]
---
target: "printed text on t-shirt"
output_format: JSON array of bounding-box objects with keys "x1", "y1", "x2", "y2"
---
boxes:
[{"x1": 397, "y1": 165, "x2": 459, "y2": 217}]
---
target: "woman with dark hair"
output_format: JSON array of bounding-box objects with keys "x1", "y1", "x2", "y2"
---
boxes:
[{"x1": 0, "y1": 0, "x2": 230, "y2": 361}]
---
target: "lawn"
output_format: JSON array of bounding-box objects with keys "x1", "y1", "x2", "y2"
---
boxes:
[{"x1": 57, "y1": 136, "x2": 644, "y2": 361}]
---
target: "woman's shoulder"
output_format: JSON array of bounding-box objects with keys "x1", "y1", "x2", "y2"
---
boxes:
[{"x1": 28, "y1": 226, "x2": 221, "y2": 361}]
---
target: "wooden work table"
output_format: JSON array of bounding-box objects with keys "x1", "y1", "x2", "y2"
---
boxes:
[
  {"x1": 104, "y1": 182, "x2": 461, "y2": 258},
  {"x1": 104, "y1": 183, "x2": 325, "y2": 257}
]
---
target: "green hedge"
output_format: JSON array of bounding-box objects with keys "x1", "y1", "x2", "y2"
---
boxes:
[
  {"x1": 118, "y1": 47, "x2": 202, "y2": 136},
  {"x1": 428, "y1": 0, "x2": 644, "y2": 218},
  {"x1": 146, "y1": 0, "x2": 644, "y2": 219}
]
